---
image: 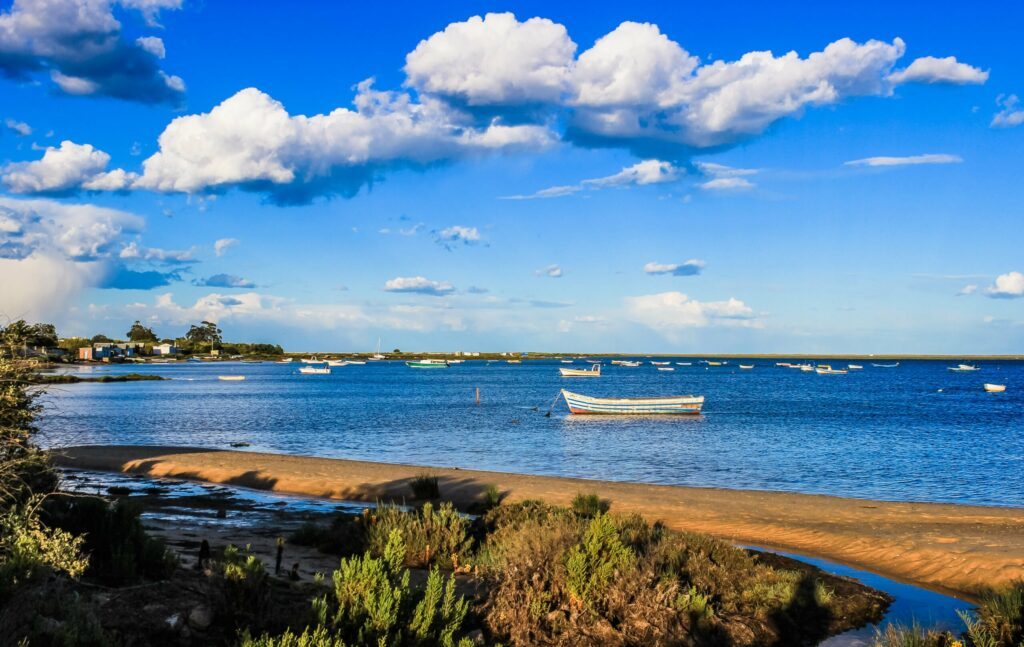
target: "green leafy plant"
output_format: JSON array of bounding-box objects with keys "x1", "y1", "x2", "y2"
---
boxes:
[
  {"x1": 408, "y1": 475, "x2": 440, "y2": 500},
  {"x1": 570, "y1": 492, "x2": 609, "y2": 518},
  {"x1": 565, "y1": 513, "x2": 636, "y2": 609}
]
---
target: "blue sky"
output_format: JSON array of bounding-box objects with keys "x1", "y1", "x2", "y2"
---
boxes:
[{"x1": 0, "y1": 0, "x2": 1022, "y2": 352}]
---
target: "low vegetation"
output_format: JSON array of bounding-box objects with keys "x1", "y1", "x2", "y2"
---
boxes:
[
  {"x1": 30, "y1": 372, "x2": 169, "y2": 384},
  {"x1": 874, "y1": 583, "x2": 1024, "y2": 647}
]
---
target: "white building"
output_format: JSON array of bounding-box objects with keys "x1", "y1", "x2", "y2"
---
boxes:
[{"x1": 152, "y1": 343, "x2": 178, "y2": 356}]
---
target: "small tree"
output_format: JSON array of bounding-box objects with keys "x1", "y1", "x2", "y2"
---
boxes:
[
  {"x1": 90, "y1": 334, "x2": 113, "y2": 344},
  {"x1": 126, "y1": 321, "x2": 158, "y2": 343}
]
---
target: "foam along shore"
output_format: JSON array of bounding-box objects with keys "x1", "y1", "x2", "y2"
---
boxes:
[{"x1": 52, "y1": 445, "x2": 1024, "y2": 600}]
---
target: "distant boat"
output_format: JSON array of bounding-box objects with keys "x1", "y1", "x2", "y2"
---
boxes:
[
  {"x1": 739, "y1": 364, "x2": 754, "y2": 370},
  {"x1": 948, "y1": 364, "x2": 980, "y2": 372},
  {"x1": 301, "y1": 356, "x2": 322, "y2": 364},
  {"x1": 676, "y1": 362, "x2": 692, "y2": 366},
  {"x1": 800, "y1": 364, "x2": 815, "y2": 372},
  {"x1": 562, "y1": 389, "x2": 704, "y2": 415},
  {"x1": 299, "y1": 366, "x2": 330, "y2": 375},
  {"x1": 559, "y1": 365, "x2": 601, "y2": 377},
  {"x1": 278, "y1": 357, "x2": 293, "y2": 363},
  {"x1": 561, "y1": 360, "x2": 574, "y2": 364},
  {"x1": 706, "y1": 361, "x2": 723, "y2": 367},
  {"x1": 621, "y1": 361, "x2": 641, "y2": 367},
  {"x1": 776, "y1": 362, "x2": 792, "y2": 367},
  {"x1": 507, "y1": 359, "x2": 521, "y2": 364},
  {"x1": 815, "y1": 364, "x2": 847, "y2": 375},
  {"x1": 657, "y1": 366, "x2": 675, "y2": 372},
  {"x1": 326, "y1": 359, "x2": 349, "y2": 367},
  {"x1": 848, "y1": 364, "x2": 863, "y2": 370},
  {"x1": 368, "y1": 337, "x2": 386, "y2": 361},
  {"x1": 872, "y1": 362, "x2": 899, "y2": 368},
  {"x1": 651, "y1": 361, "x2": 671, "y2": 366},
  {"x1": 984, "y1": 383, "x2": 1006, "y2": 393},
  {"x1": 187, "y1": 357, "x2": 203, "y2": 363},
  {"x1": 586, "y1": 359, "x2": 603, "y2": 364},
  {"x1": 218, "y1": 375, "x2": 245, "y2": 381},
  {"x1": 406, "y1": 359, "x2": 448, "y2": 369},
  {"x1": 345, "y1": 360, "x2": 367, "y2": 365}
]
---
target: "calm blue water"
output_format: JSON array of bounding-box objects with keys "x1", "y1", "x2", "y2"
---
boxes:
[{"x1": 38, "y1": 359, "x2": 1024, "y2": 507}]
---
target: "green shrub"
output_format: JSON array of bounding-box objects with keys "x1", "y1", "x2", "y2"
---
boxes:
[
  {"x1": 565, "y1": 513, "x2": 636, "y2": 609},
  {"x1": 217, "y1": 544, "x2": 272, "y2": 631},
  {"x1": 872, "y1": 622, "x2": 957, "y2": 647},
  {"x1": 570, "y1": 492, "x2": 609, "y2": 518},
  {"x1": 366, "y1": 502, "x2": 471, "y2": 569},
  {"x1": 408, "y1": 475, "x2": 440, "y2": 500},
  {"x1": 482, "y1": 484, "x2": 502, "y2": 510},
  {"x1": 241, "y1": 625, "x2": 346, "y2": 646},
  {"x1": 0, "y1": 502, "x2": 87, "y2": 599},
  {"x1": 960, "y1": 581, "x2": 1024, "y2": 647},
  {"x1": 312, "y1": 529, "x2": 472, "y2": 647}
]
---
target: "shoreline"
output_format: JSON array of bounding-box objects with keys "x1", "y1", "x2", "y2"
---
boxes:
[{"x1": 52, "y1": 444, "x2": 1024, "y2": 600}]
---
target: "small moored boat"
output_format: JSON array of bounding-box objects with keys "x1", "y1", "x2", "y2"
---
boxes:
[
  {"x1": 562, "y1": 390, "x2": 704, "y2": 415},
  {"x1": 815, "y1": 364, "x2": 847, "y2": 375},
  {"x1": 650, "y1": 361, "x2": 671, "y2": 366},
  {"x1": 948, "y1": 364, "x2": 980, "y2": 372},
  {"x1": 675, "y1": 362, "x2": 691, "y2": 366},
  {"x1": 218, "y1": 375, "x2": 245, "y2": 381},
  {"x1": 507, "y1": 359, "x2": 521, "y2": 364},
  {"x1": 657, "y1": 367, "x2": 675, "y2": 372},
  {"x1": 561, "y1": 360, "x2": 575, "y2": 364},
  {"x1": 406, "y1": 359, "x2": 448, "y2": 369},
  {"x1": 278, "y1": 357, "x2": 293, "y2": 363},
  {"x1": 847, "y1": 364, "x2": 863, "y2": 370},
  {"x1": 739, "y1": 364, "x2": 754, "y2": 370},
  {"x1": 983, "y1": 383, "x2": 1006, "y2": 393},
  {"x1": 706, "y1": 361, "x2": 723, "y2": 367},
  {"x1": 559, "y1": 365, "x2": 601, "y2": 377},
  {"x1": 872, "y1": 362, "x2": 899, "y2": 368},
  {"x1": 299, "y1": 366, "x2": 330, "y2": 375},
  {"x1": 326, "y1": 359, "x2": 349, "y2": 367},
  {"x1": 621, "y1": 361, "x2": 641, "y2": 367}
]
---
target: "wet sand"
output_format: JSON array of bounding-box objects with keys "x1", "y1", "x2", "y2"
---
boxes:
[{"x1": 52, "y1": 444, "x2": 1024, "y2": 599}]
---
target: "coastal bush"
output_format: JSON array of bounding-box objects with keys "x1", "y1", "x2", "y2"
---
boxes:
[
  {"x1": 310, "y1": 529, "x2": 473, "y2": 646},
  {"x1": 241, "y1": 625, "x2": 347, "y2": 646},
  {"x1": 0, "y1": 501, "x2": 88, "y2": 598},
  {"x1": 41, "y1": 495, "x2": 176, "y2": 584},
  {"x1": 409, "y1": 474, "x2": 440, "y2": 500},
  {"x1": 565, "y1": 514, "x2": 637, "y2": 609},
  {"x1": 571, "y1": 492, "x2": 610, "y2": 518},
  {"x1": 215, "y1": 544, "x2": 273, "y2": 631},
  {"x1": 366, "y1": 502, "x2": 472, "y2": 569}
]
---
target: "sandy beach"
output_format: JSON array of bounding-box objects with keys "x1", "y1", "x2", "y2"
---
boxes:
[{"x1": 53, "y1": 444, "x2": 1024, "y2": 599}]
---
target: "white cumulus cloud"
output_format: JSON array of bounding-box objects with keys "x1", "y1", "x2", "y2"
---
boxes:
[
  {"x1": 404, "y1": 12, "x2": 576, "y2": 106},
  {"x1": 2, "y1": 140, "x2": 137, "y2": 194},
  {"x1": 214, "y1": 237, "x2": 239, "y2": 257},
  {"x1": 886, "y1": 56, "x2": 988, "y2": 85},
  {"x1": 985, "y1": 271, "x2": 1024, "y2": 299},
  {"x1": 625, "y1": 291, "x2": 759, "y2": 331}
]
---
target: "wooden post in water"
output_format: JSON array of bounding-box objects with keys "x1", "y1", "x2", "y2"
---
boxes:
[{"x1": 475, "y1": 387, "x2": 480, "y2": 405}]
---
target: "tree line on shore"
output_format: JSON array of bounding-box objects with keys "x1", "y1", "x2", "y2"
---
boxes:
[{"x1": 0, "y1": 318, "x2": 283, "y2": 359}]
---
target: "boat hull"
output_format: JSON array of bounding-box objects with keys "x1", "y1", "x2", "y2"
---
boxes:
[
  {"x1": 559, "y1": 367, "x2": 600, "y2": 377},
  {"x1": 562, "y1": 390, "x2": 703, "y2": 415}
]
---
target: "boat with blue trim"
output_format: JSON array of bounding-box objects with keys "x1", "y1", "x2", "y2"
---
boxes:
[{"x1": 561, "y1": 389, "x2": 704, "y2": 415}]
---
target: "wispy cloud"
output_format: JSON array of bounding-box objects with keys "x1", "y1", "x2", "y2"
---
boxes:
[
  {"x1": 119, "y1": 242, "x2": 198, "y2": 265},
  {"x1": 383, "y1": 276, "x2": 455, "y2": 296},
  {"x1": 192, "y1": 274, "x2": 257, "y2": 288},
  {"x1": 991, "y1": 94, "x2": 1024, "y2": 128},
  {"x1": 502, "y1": 159, "x2": 681, "y2": 200},
  {"x1": 844, "y1": 153, "x2": 963, "y2": 167},
  {"x1": 643, "y1": 260, "x2": 706, "y2": 276},
  {"x1": 214, "y1": 238, "x2": 239, "y2": 257},
  {"x1": 4, "y1": 118, "x2": 31, "y2": 136},
  {"x1": 536, "y1": 264, "x2": 563, "y2": 278},
  {"x1": 434, "y1": 225, "x2": 482, "y2": 250},
  {"x1": 696, "y1": 162, "x2": 758, "y2": 191}
]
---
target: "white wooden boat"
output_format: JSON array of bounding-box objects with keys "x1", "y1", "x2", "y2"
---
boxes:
[
  {"x1": 657, "y1": 367, "x2": 675, "y2": 372},
  {"x1": 586, "y1": 359, "x2": 603, "y2": 364},
  {"x1": 326, "y1": 359, "x2": 349, "y2": 367},
  {"x1": 706, "y1": 361, "x2": 723, "y2": 367},
  {"x1": 507, "y1": 359, "x2": 521, "y2": 364},
  {"x1": 345, "y1": 360, "x2": 367, "y2": 365},
  {"x1": 406, "y1": 359, "x2": 448, "y2": 369},
  {"x1": 562, "y1": 390, "x2": 703, "y2": 415},
  {"x1": 848, "y1": 364, "x2": 863, "y2": 370},
  {"x1": 621, "y1": 361, "x2": 641, "y2": 367},
  {"x1": 872, "y1": 362, "x2": 899, "y2": 368},
  {"x1": 676, "y1": 362, "x2": 692, "y2": 366},
  {"x1": 815, "y1": 364, "x2": 847, "y2": 375},
  {"x1": 561, "y1": 360, "x2": 575, "y2": 364},
  {"x1": 800, "y1": 364, "x2": 815, "y2": 372},
  {"x1": 739, "y1": 364, "x2": 754, "y2": 370},
  {"x1": 560, "y1": 365, "x2": 601, "y2": 377},
  {"x1": 300, "y1": 356, "x2": 322, "y2": 364},
  {"x1": 948, "y1": 364, "x2": 980, "y2": 372},
  {"x1": 278, "y1": 357, "x2": 293, "y2": 363},
  {"x1": 983, "y1": 383, "x2": 1006, "y2": 393},
  {"x1": 218, "y1": 375, "x2": 245, "y2": 381},
  {"x1": 650, "y1": 361, "x2": 670, "y2": 366},
  {"x1": 299, "y1": 366, "x2": 330, "y2": 375},
  {"x1": 776, "y1": 362, "x2": 792, "y2": 367}
]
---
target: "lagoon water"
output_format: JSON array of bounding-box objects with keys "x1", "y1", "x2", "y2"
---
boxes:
[{"x1": 39, "y1": 359, "x2": 1024, "y2": 507}]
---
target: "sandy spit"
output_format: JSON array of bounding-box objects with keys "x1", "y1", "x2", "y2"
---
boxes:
[{"x1": 52, "y1": 445, "x2": 1024, "y2": 599}]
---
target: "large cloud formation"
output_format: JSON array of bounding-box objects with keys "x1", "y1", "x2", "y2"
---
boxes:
[
  {"x1": 0, "y1": 0, "x2": 185, "y2": 105},
  {"x1": 5, "y1": 12, "x2": 986, "y2": 203}
]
